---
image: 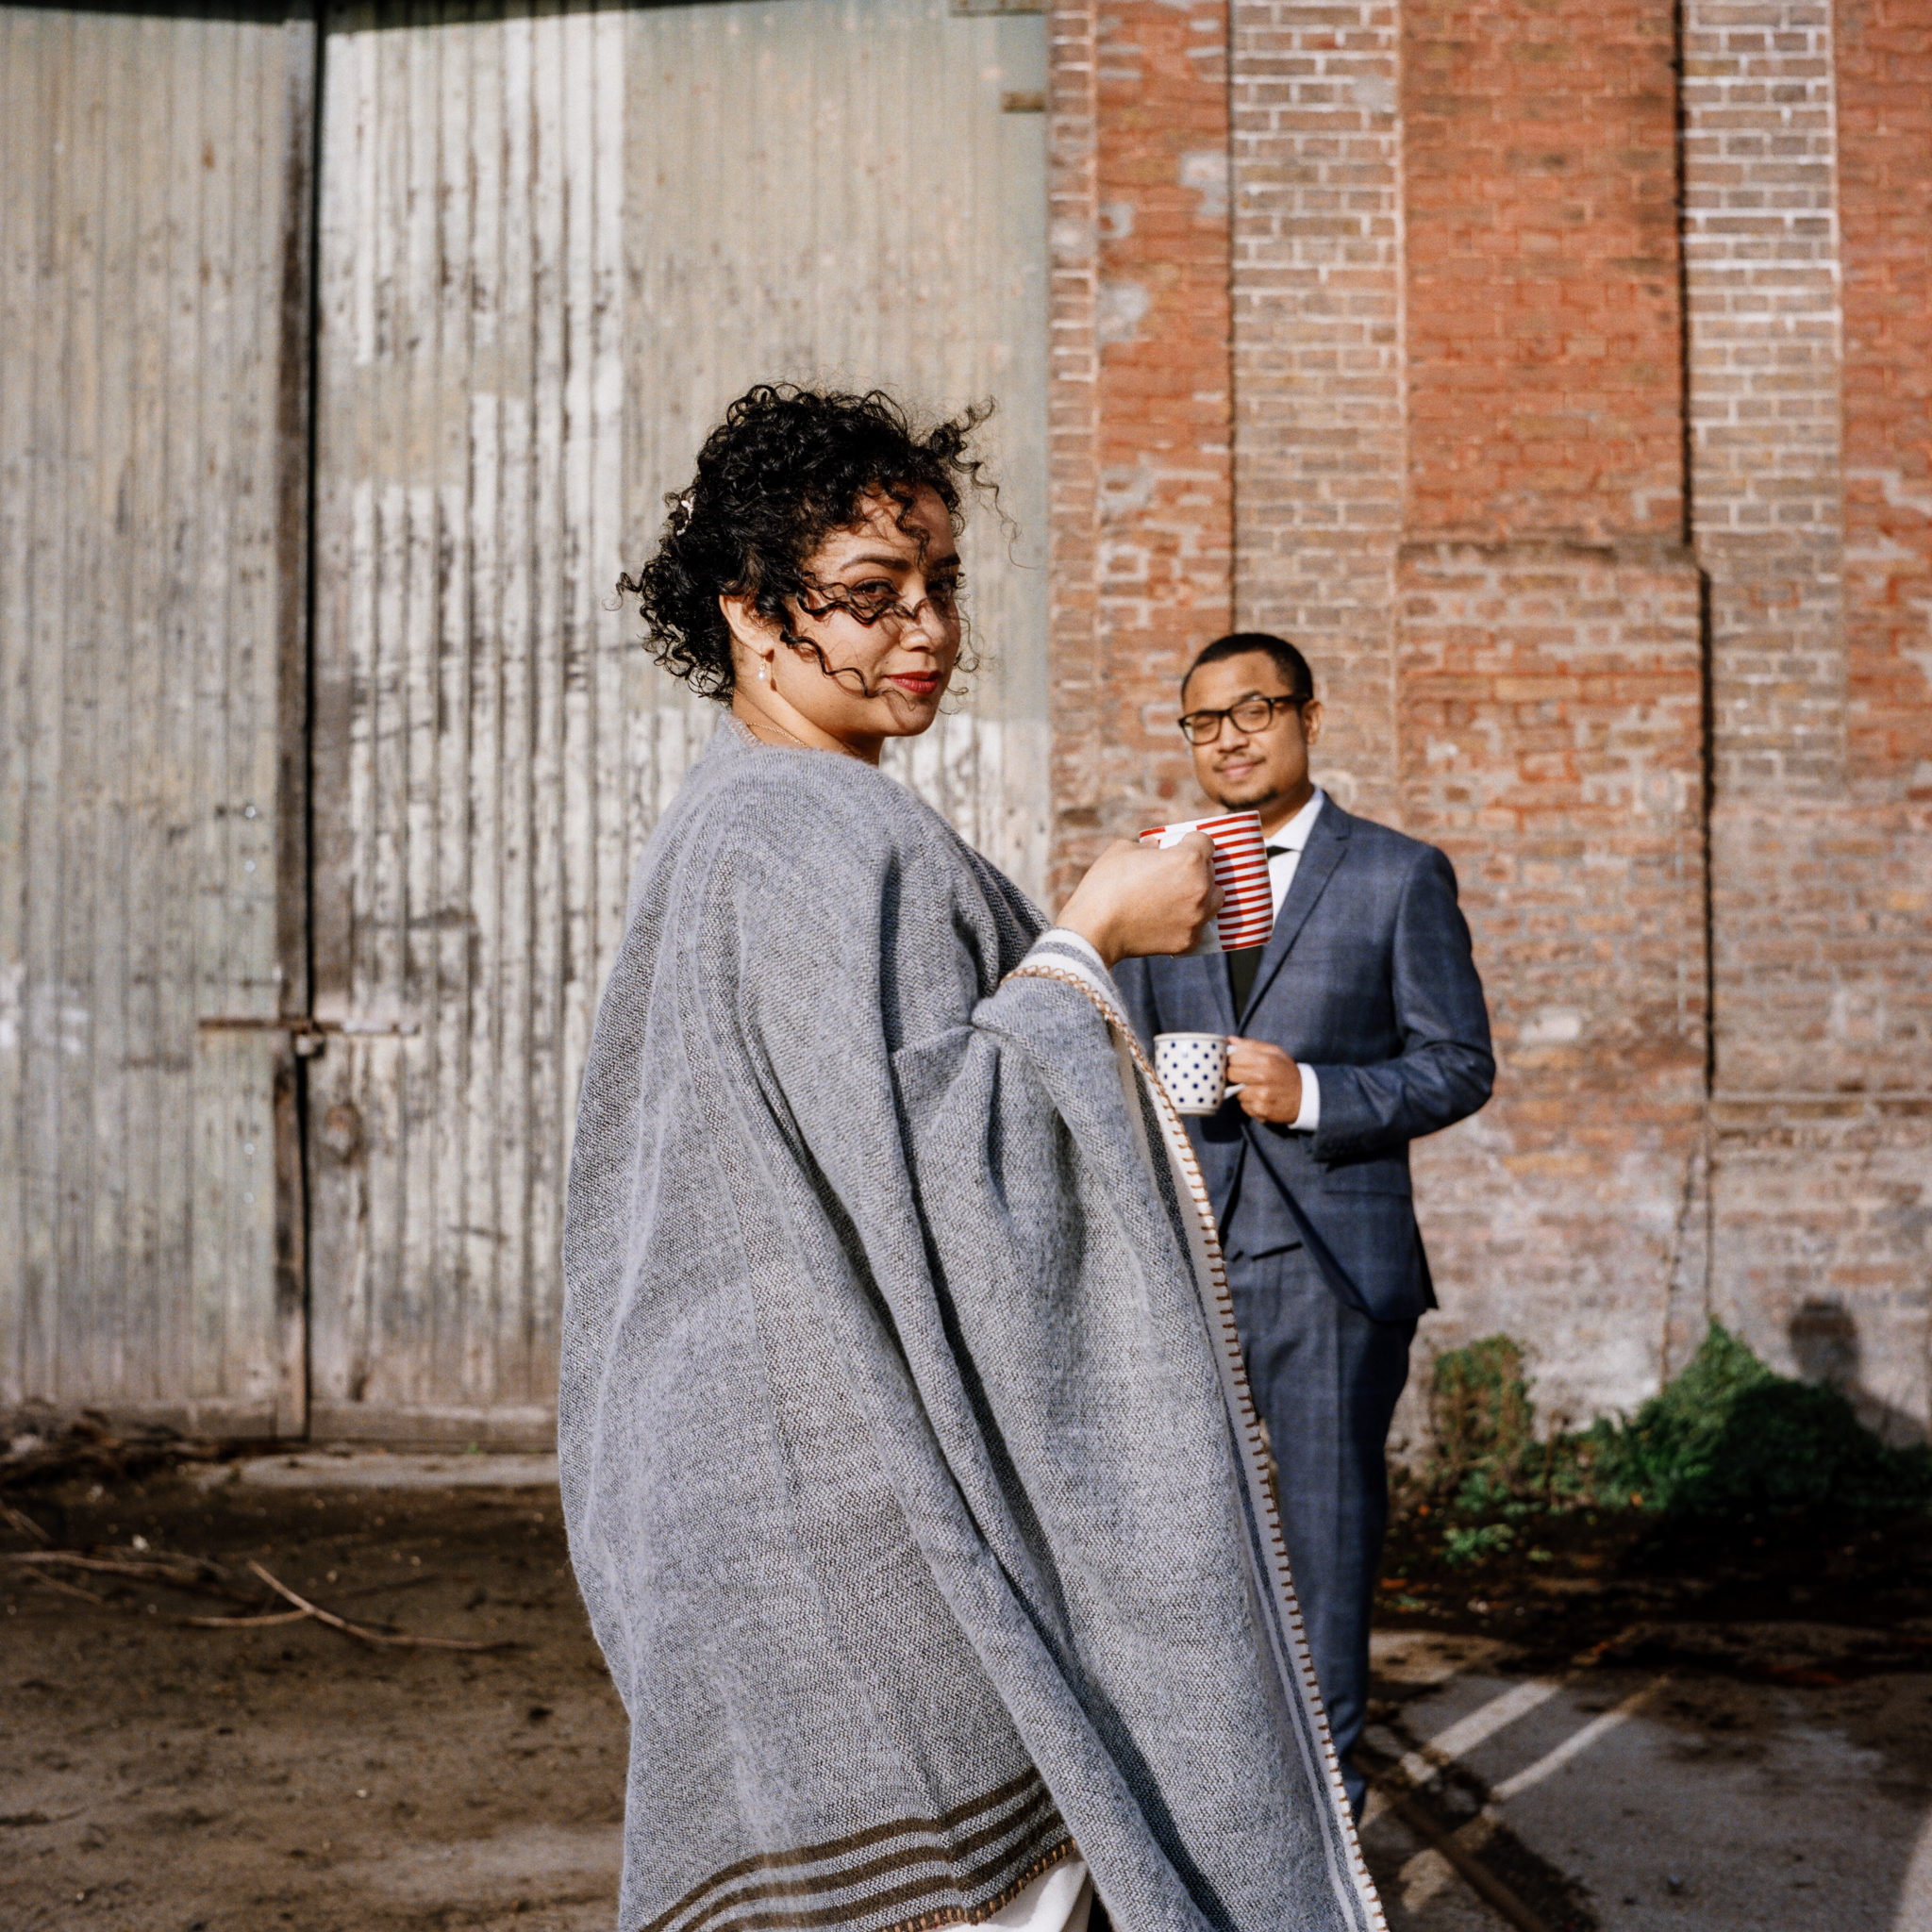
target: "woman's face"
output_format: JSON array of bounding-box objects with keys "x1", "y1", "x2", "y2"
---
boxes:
[{"x1": 724, "y1": 485, "x2": 962, "y2": 764}]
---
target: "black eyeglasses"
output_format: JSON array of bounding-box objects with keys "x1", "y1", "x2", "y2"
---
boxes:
[
  {"x1": 797, "y1": 573, "x2": 963, "y2": 632},
  {"x1": 1176, "y1": 692, "x2": 1307, "y2": 745}
]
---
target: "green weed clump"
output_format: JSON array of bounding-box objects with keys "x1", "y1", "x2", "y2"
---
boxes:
[
  {"x1": 1411, "y1": 1322, "x2": 1932, "y2": 1568},
  {"x1": 1429, "y1": 1335, "x2": 1536, "y2": 1489},
  {"x1": 1579, "y1": 1322, "x2": 1932, "y2": 1518}
]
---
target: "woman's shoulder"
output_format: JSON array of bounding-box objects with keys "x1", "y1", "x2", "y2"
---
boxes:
[
  {"x1": 673, "y1": 720, "x2": 957, "y2": 877},
  {"x1": 636, "y1": 720, "x2": 1038, "y2": 983}
]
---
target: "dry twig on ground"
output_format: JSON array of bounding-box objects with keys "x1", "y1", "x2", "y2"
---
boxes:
[
  {"x1": 0, "y1": 1497, "x2": 51, "y2": 1543},
  {"x1": 2, "y1": 1410, "x2": 225, "y2": 1501},
  {"x1": 242, "y1": 1560, "x2": 521, "y2": 1653},
  {"x1": 19, "y1": 1566, "x2": 108, "y2": 1606},
  {"x1": 5, "y1": 1541, "x2": 523, "y2": 1655}
]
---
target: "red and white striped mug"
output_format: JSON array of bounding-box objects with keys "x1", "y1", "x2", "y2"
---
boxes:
[{"x1": 1137, "y1": 808, "x2": 1274, "y2": 957}]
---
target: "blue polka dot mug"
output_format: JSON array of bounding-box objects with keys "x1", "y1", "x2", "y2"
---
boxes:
[{"x1": 1154, "y1": 1032, "x2": 1244, "y2": 1118}]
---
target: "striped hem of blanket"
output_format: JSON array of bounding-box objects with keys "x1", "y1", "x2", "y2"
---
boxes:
[{"x1": 636, "y1": 1769, "x2": 1074, "y2": 1932}]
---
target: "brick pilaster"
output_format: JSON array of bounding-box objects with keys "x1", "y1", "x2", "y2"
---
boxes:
[
  {"x1": 1047, "y1": 0, "x2": 1104, "y2": 899},
  {"x1": 1229, "y1": 0, "x2": 1406, "y2": 822},
  {"x1": 1685, "y1": 0, "x2": 1846, "y2": 800},
  {"x1": 1047, "y1": 0, "x2": 1235, "y2": 895},
  {"x1": 1698, "y1": 0, "x2": 1932, "y2": 1428}
]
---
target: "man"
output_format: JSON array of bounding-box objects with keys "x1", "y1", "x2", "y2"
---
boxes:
[{"x1": 1116, "y1": 632, "x2": 1494, "y2": 1814}]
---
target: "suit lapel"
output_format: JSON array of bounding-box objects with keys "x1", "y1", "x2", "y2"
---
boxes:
[
  {"x1": 1237, "y1": 803, "x2": 1352, "y2": 1024},
  {"x1": 1206, "y1": 943, "x2": 1237, "y2": 1032}
]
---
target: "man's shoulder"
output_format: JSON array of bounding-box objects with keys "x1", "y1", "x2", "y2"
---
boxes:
[{"x1": 1324, "y1": 802, "x2": 1451, "y2": 881}]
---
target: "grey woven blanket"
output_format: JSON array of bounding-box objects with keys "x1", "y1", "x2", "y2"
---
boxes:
[{"x1": 559, "y1": 721, "x2": 1384, "y2": 1932}]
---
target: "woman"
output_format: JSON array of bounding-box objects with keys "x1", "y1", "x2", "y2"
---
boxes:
[{"x1": 559, "y1": 388, "x2": 1382, "y2": 1932}]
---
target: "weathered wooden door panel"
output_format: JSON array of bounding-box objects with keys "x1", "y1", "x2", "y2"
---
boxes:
[
  {"x1": 306, "y1": 0, "x2": 1047, "y2": 1439},
  {"x1": 625, "y1": 0, "x2": 1051, "y2": 871},
  {"x1": 306, "y1": 2, "x2": 631, "y2": 1441},
  {"x1": 0, "y1": 7, "x2": 314, "y2": 1435}
]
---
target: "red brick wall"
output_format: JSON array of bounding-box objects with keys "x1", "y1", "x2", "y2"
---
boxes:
[
  {"x1": 1712, "y1": 1097, "x2": 1932, "y2": 1437},
  {"x1": 1840, "y1": 0, "x2": 1932, "y2": 791},
  {"x1": 1838, "y1": 0, "x2": 1932, "y2": 1101},
  {"x1": 1402, "y1": 0, "x2": 1684, "y2": 541},
  {"x1": 1692, "y1": 0, "x2": 1932, "y2": 1438},
  {"x1": 1394, "y1": 0, "x2": 1704, "y2": 1420},
  {"x1": 1683, "y1": 0, "x2": 1930, "y2": 1434},
  {"x1": 1044, "y1": 0, "x2": 1932, "y2": 1437}
]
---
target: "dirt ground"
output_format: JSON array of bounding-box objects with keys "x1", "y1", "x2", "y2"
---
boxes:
[
  {"x1": 8, "y1": 1449, "x2": 1932, "y2": 1932},
  {"x1": 1375, "y1": 1470, "x2": 1932, "y2": 1678},
  {"x1": 3, "y1": 1463, "x2": 626, "y2": 1932}
]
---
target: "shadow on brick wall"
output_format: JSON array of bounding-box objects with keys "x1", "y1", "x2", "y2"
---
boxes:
[{"x1": 1790, "y1": 1297, "x2": 1928, "y2": 1450}]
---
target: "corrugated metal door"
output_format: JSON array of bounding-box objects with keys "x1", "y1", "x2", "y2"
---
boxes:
[
  {"x1": 0, "y1": 8, "x2": 315, "y2": 1436},
  {"x1": 307, "y1": 0, "x2": 1047, "y2": 1440}
]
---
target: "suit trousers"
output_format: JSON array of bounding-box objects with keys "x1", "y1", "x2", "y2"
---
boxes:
[{"x1": 1225, "y1": 1242, "x2": 1415, "y2": 1816}]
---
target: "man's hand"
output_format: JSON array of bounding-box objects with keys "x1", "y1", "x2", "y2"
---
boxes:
[{"x1": 1225, "y1": 1037, "x2": 1302, "y2": 1124}]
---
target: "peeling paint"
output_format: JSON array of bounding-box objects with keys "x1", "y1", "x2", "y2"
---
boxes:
[
  {"x1": 1095, "y1": 277, "x2": 1150, "y2": 346},
  {"x1": 1177, "y1": 147, "x2": 1226, "y2": 220}
]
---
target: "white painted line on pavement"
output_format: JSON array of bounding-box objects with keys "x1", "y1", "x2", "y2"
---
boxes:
[
  {"x1": 1489, "y1": 1676, "x2": 1670, "y2": 1803},
  {"x1": 1391, "y1": 1674, "x2": 1568, "y2": 1790}
]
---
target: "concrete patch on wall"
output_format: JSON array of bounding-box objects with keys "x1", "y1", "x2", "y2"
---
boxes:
[
  {"x1": 1177, "y1": 147, "x2": 1227, "y2": 220},
  {"x1": 1094, "y1": 277, "x2": 1152, "y2": 346}
]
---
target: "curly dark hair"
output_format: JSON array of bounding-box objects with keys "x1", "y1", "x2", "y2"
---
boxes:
[{"x1": 618, "y1": 384, "x2": 995, "y2": 703}]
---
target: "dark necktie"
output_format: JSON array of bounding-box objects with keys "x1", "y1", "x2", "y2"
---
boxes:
[{"x1": 1225, "y1": 845, "x2": 1290, "y2": 1018}]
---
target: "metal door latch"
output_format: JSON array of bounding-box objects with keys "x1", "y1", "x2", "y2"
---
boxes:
[{"x1": 197, "y1": 1014, "x2": 422, "y2": 1058}]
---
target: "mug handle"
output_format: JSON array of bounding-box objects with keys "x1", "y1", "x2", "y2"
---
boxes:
[{"x1": 1224, "y1": 1084, "x2": 1245, "y2": 1097}]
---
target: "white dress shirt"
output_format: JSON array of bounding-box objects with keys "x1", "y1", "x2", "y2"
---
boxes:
[{"x1": 1258, "y1": 788, "x2": 1324, "y2": 1134}]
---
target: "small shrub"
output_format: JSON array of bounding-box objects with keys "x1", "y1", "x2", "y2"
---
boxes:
[
  {"x1": 1407, "y1": 1321, "x2": 1932, "y2": 1577},
  {"x1": 1580, "y1": 1322, "x2": 1932, "y2": 1519}
]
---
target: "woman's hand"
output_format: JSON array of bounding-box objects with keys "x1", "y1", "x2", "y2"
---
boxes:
[{"x1": 1058, "y1": 835, "x2": 1222, "y2": 966}]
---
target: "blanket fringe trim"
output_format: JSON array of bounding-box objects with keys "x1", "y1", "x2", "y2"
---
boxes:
[
  {"x1": 636, "y1": 1768, "x2": 1073, "y2": 1932},
  {"x1": 1006, "y1": 959, "x2": 1389, "y2": 1932}
]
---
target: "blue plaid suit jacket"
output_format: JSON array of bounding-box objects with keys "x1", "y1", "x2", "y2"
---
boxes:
[{"x1": 1116, "y1": 800, "x2": 1494, "y2": 1323}]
